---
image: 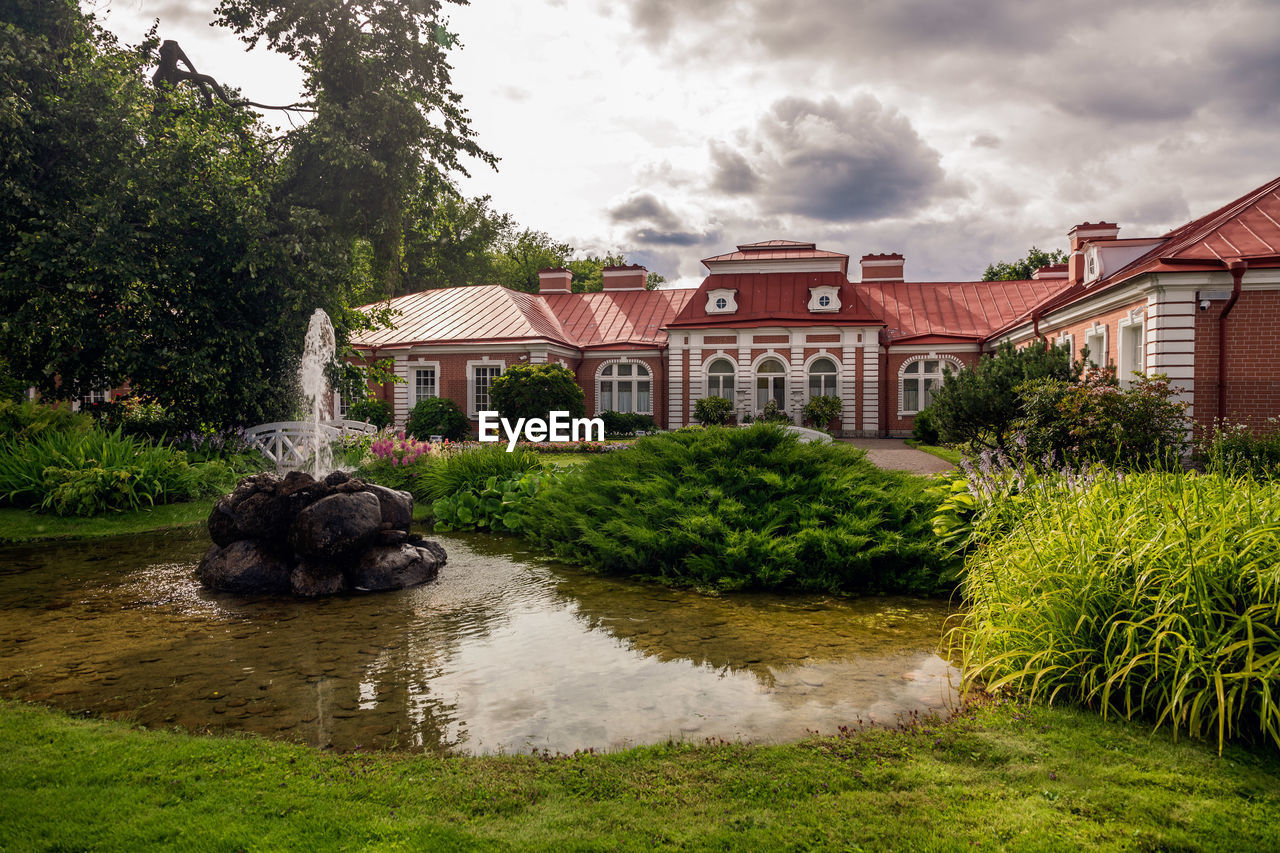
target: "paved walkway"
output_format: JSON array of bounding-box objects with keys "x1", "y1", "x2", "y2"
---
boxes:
[{"x1": 839, "y1": 438, "x2": 956, "y2": 475}]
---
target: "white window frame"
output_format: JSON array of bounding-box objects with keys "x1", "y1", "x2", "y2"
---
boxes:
[
  {"x1": 1118, "y1": 312, "x2": 1145, "y2": 387},
  {"x1": 466, "y1": 359, "x2": 504, "y2": 417},
  {"x1": 805, "y1": 353, "x2": 839, "y2": 402},
  {"x1": 704, "y1": 356, "x2": 736, "y2": 400},
  {"x1": 411, "y1": 362, "x2": 441, "y2": 408},
  {"x1": 753, "y1": 354, "x2": 788, "y2": 412},
  {"x1": 1056, "y1": 333, "x2": 1074, "y2": 363},
  {"x1": 1084, "y1": 324, "x2": 1109, "y2": 369},
  {"x1": 897, "y1": 354, "x2": 963, "y2": 416},
  {"x1": 595, "y1": 359, "x2": 653, "y2": 415}
]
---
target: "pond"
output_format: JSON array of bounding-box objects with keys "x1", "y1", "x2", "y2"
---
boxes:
[{"x1": 0, "y1": 529, "x2": 958, "y2": 755}]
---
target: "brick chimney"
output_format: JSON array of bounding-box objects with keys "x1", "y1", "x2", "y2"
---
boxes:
[
  {"x1": 860, "y1": 253, "x2": 904, "y2": 283},
  {"x1": 1067, "y1": 222, "x2": 1119, "y2": 284},
  {"x1": 602, "y1": 264, "x2": 648, "y2": 291},
  {"x1": 538, "y1": 267, "x2": 572, "y2": 294}
]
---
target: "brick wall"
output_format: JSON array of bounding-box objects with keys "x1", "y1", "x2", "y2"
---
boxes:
[{"x1": 1194, "y1": 290, "x2": 1280, "y2": 434}]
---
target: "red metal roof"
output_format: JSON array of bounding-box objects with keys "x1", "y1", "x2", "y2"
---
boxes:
[
  {"x1": 353, "y1": 285, "x2": 694, "y2": 350},
  {"x1": 668, "y1": 272, "x2": 883, "y2": 329},
  {"x1": 701, "y1": 246, "x2": 849, "y2": 265},
  {"x1": 860, "y1": 280, "x2": 1073, "y2": 342},
  {"x1": 542, "y1": 289, "x2": 695, "y2": 348}
]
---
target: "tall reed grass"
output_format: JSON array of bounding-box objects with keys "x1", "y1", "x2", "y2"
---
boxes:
[{"x1": 957, "y1": 470, "x2": 1280, "y2": 752}]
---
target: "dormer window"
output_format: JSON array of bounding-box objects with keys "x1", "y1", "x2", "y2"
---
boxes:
[
  {"x1": 706, "y1": 288, "x2": 738, "y2": 314},
  {"x1": 807, "y1": 285, "x2": 841, "y2": 313}
]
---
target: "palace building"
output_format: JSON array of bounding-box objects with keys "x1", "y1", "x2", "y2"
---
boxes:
[{"x1": 352, "y1": 175, "x2": 1280, "y2": 437}]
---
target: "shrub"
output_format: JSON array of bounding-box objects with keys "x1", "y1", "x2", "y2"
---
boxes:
[
  {"x1": 0, "y1": 400, "x2": 91, "y2": 440},
  {"x1": 347, "y1": 397, "x2": 393, "y2": 429},
  {"x1": 693, "y1": 396, "x2": 734, "y2": 426},
  {"x1": 1017, "y1": 368, "x2": 1189, "y2": 468},
  {"x1": 416, "y1": 445, "x2": 544, "y2": 504},
  {"x1": 756, "y1": 398, "x2": 791, "y2": 425},
  {"x1": 911, "y1": 407, "x2": 940, "y2": 445},
  {"x1": 405, "y1": 397, "x2": 469, "y2": 442},
  {"x1": 956, "y1": 471, "x2": 1280, "y2": 752},
  {"x1": 521, "y1": 424, "x2": 955, "y2": 595},
  {"x1": 1198, "y1": 419, "x2": 1280, "y2": 480},
  {"x1": 599, "y1": 410, "x2": 656, "y2": 438},
  {"x1": 802, "y1": 395, "x2": 842, "y2": 432},
  {"x1": 488, "y1": 363, "x2": 585, "y2": 423},
  {"x1": 86, "y1": 395, "x2": 180, "y2": 443},
  {"x1": 929, "y1": 341, "x2": 1078, "y2": 449},
  {"x1": 432, "y1": 468, "x2": 562, "y2": 533}
]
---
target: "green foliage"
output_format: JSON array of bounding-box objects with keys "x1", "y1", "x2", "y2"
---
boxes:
[
  {"x1": 911, "y1": 407, "x2": 940, "y2": 445},
  {"x1": 432, "y1": 469, "x2": 559, "y2": 533},
  {"x1": 1017, "y1": 368, "x2": 1189, "y2": 468},
  {"x1": 0, "y1": 400, "x2": 91, "y2": 441},
  {"x1": 405, "y1": 397, "x2": 469, "y2": 442},
  {"x1": 957, "y1": 471, "x2": 1280, "y2": 753},
  {"x1": 1198, "y1": 420, "x2": 1280, "y2": 480},
  {"x1": 693, "y1": 396, "x2": 734, "y2": 426},
  {"x1": 982, "y1": 246, "x2": 1067, "y2": 281},
  {"x1": 401, "y1": 187, "x2": 513, "y2": 294},
  {"x1": 756, "y1": 399, "x2": 792, "y2": 425},
  {"x1": 346, "y1": 397, "x2": 393, "y2": 429},
  {"x1": 490, "y1": 229, "x2": 573, "y2": 293},
  {"x1": 599, "y1": 411, "x2": 656, "y2": 438},
  {"x1": 415, "y1": 445, "x2": 544, "y2": 504},
  {"x1": 0, "y1": 426, "x2": 210, "y2": 516},
  {"x1": 802, "y1": 395, "x2": 842, "y2": 431},
  {"x1": 522, "y1": 424, "x2": 955, "y2": 595},
  {"x1": 929, "y1": 341, "x2": 1078, "y2": 450},
  {"x1": 84, "y1": 395, "x2": 178, "y2": 443},
  {"x1": 488, "y1": 363, "x2": 586, "y2": 422}
]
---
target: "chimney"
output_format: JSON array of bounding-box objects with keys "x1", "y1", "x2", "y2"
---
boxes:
[
  {"x1": 860, "y1": 253, "x2": 904, "y2": 283},
  {"x1": 1067, "y1": 222, "x2": 1119, "y2": 285},
  {"x1": 602, "y1": 263, "x2": 648, "y2": 291},
  {"x1": 1032, "y1": 264, "x2": 1068, "y2": 280},
  {"x1": 538, "y1": 267, "x2": 572, "y2": 294}
]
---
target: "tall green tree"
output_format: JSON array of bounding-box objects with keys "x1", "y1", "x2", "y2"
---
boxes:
[
  {"x1": 401, "y1": 185, "x2": 513, "y2": 293},
  {"x1": 213, "y1": 0, "x2": 496, "y2": 298},
  {"x1": 490, "y1": 229, "x2": 573, "y2": 293},
  {"x1": 982, "y1": 246, "x2": 1067, "y2": 281}
]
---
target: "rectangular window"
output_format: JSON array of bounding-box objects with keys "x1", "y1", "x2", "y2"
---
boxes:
[
  {"x1": 414, "y1": 368, "x2": 436, "y2": 406},
  {"x1": 637, "y1": 381, "x2": 650, "y2": 413},
  {"x1": 618, "y1": 384, "x2": 632, "y2": 413},
  {"x1": 1119, "y1": 322, "x2": 1144, "y2": 386},
  {"x1": 903, "y1": 378, "x2": 919, "y2": 413},
  {"x1": 1085, "y1": 330, "x2": 1105, "y2": 368},
  {"x1": 474, "y1": 366, "x2": 501, "y2": 411},
  {"x1": 336, "y1": 392, "x2": 349, "y2": 418}
]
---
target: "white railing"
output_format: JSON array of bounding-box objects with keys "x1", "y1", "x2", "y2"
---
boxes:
[{"x1": 243, "y1": 419, "x2": 380, "y2": 466}]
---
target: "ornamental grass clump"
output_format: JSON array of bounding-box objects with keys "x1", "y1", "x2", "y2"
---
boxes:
[
  {"x1": 521, "y1": 423, "x2": 954, "y2": 595},
  {"x1": 957, "y1": 471, "x2": 1280, "y2": 752}
]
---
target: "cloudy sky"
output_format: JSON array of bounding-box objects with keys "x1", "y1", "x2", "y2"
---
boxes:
[{"x1": 91, "y1": 0, "x2": 1279, "y2": 287}]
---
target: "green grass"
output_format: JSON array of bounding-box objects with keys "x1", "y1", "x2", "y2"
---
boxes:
[
  {"x1": 904, "y1": 439, "x2": 964, "y2": 465},
  {"x1": 0, "y1": 498, "x2": 216, "y2": 543},
  {"x1": 2, "y1": 699, "x2": 1277, "y2": 851}
]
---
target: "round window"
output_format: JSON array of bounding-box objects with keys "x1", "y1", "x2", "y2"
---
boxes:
[
  {"x1": 715, "y1": 297, "x2": 727, "y2": 310},
  {"x1": 818, "y1": 294, "x2": 831, "y2": 307}
]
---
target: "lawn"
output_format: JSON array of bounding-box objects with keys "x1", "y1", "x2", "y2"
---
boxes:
[
  {"x1": 0, "y1": 499, "x2": 216, "y2": 543},
  {"x1": 1, "y1": 699, "x2": 1276, "y2": 851},
  {"x1": 904, "y1": 439, "x2": 964, "y2": 465}
]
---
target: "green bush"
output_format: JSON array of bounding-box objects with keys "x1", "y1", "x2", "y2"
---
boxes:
[
  {"x1": 1017, "y1": 368, "x2": 1188, "y2": 468},
  {"x1": 405, "y1": 397, "x2": 469, "y2": 442},
  {"x1": 957, "y1": 471, "x2": 1280, "y2": 752},
  {"x1": 756, "y1": 398, "x2": 791, "y2": 425},
  {"x1": 599, "y1": 410, "x2": 656, "y2": 438},
  {"x1": 802, "y1": 395, "x2": 842, "y2": 432},
  {"x1": 0, "y1": 426, "x2": 203, "y2": 516},
  {"x1": 911, "y1": 407, "x2": 940, "y2": 445},
  {"x1": 416, "y1": 445, "x2": 544, "y2": 504},
  {"x1": 1198, "y1": 419, "x2": 1280, "y2": 480},
  {"x1": 0, "y1": 400, "x2": 92, "y2": 440},
  {"x1": 432, "y1": 469, "x2": 561, "y2": 533},
  {"x1": 488, "y1": 363, "x2": 585, "y2": 422},
  {"x1": 346, "y1": 397, "x2": 393, "y2": 429},
  {"x1": 521, "y1": 424, "x2": 955, "y2": 595},
  {"x1": 86, "y1": 395, "x2": 178, "y2": 443},
  {"x1": 693, "y1": 396, "x2": 734, "y2": 426}
]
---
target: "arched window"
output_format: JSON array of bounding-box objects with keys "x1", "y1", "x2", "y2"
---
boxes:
[
  {"x1": 599, "y1": 362, "x2": 652, "y2": 414},
  {"x1": 755, "y1": 357, "x2": 787, "y2": 411},
  {"x1": 807, "y1": 357, "x2": 837, "y2": 399},
  {"x1": 900, "y1": 358, "x2": 955, "y2": 414},
  {"x1": 705, "y1": 358, "x2": 735, "y2": 399}
]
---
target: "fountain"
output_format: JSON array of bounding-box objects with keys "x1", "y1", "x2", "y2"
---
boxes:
[{"x1": 196, "y1": 310, "x2": 447, "y2": 597}]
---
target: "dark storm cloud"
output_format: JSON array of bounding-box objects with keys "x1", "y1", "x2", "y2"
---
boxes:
[
  {"x1": 630, "y1": 228, "x2": 709, "y2": 247},
  {"x1": 708, "y1": 143, "x2": 760, "y2": 195},
  {"x1": 712, "y1": 95, "x2": 955, "y2": 222},
  {"x1": 608, "y1": 193, "x2": 681, "y2": 229},
  {"x1": 971, "y1": 134, "x2": 1001, "y2": 149}
]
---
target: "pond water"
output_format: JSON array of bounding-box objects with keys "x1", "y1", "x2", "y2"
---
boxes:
[{"x1": 0, "y1": 529, "x2": 958, "y2": 754}]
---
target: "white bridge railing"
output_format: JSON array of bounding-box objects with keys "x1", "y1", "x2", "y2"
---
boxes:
[{"x1": 243, "y1": 419, "x2": 380, "y2": 466}]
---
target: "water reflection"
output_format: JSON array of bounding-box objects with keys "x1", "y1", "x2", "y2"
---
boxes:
[{"x1": 0, "y1": 529, "x2": 957, "y2": 754}]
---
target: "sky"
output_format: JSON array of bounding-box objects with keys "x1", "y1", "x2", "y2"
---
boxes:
[{"x1": 89, "y1": 0, "x2": 1280, "y2": 288}]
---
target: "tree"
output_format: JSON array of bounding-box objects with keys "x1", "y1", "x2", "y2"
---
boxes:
[
  {"x1": 927, "y1": 341, "x2": 1079, "y2": 449},
  {"x1": 982, "y1": 246, "x2": 1067, "y2": 281},
  {"x1": 488, "y1": 363, "x2": 585, "y2": 422},
  {"x1": 401, "y1": 186, "x2": 513, "y2": 293},
  {"x1": 213, "y1": 0, "x2": 496, "y2": 298},
  {"x1": 489, "y1": 229, "x2": 572, "y2": 293}
]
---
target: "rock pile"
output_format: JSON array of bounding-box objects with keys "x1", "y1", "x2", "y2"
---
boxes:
[{"x1": 197, "y1": 470, "x2": 446, "y2": 596}]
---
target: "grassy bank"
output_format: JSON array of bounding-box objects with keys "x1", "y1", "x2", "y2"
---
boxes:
[
  {"x1": 2, "y1": 700, "x2": 1276, "y2": 851},
  {"x1": 0, "y1": 499, "x2": 216, "y2": 543},
  {"x1": 904, "y1": 439, "x2": 964, "y2": 465}
]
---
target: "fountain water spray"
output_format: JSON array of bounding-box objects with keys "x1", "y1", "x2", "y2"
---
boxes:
[{"x1": 298, "y1": 308, "x2": 336, "y2": 476}]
